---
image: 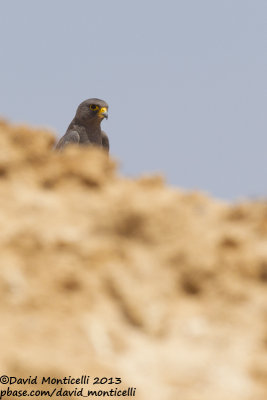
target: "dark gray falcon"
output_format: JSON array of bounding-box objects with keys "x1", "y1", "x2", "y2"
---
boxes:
[{"x1": 55, "y1": 98, "x2": 109, "y2": 151}]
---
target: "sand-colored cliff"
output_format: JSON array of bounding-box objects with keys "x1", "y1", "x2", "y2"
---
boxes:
[{"x1": 0, "y1": 120, "x2": 267, "y2": 400}]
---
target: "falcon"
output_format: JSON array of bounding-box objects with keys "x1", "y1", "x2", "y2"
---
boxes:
[{"x1": 55, "y1": 98, "x2": 109, "y2": 151}]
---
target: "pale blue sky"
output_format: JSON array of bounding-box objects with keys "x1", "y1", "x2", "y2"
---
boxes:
[{"x1": 0, "y1": 0, "x2": 266, "y2": 200}]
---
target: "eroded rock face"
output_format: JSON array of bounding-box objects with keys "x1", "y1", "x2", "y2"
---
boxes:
[{"x1": 0, "y1": 120, "x2": 267, "y2": 400}]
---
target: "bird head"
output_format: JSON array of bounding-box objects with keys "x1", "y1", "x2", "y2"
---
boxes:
[{"x1": 75, "y1": 98, "x2": 109, "y2": 123}]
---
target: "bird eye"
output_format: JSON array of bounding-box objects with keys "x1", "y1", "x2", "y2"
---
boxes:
[{"x1": 90, "y1": 104, "x2": 99, "y2": 111}]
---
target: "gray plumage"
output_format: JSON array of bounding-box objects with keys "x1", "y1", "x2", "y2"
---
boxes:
[{"x1": 55, "y1": 98, "x2": 109, "y2": 152}]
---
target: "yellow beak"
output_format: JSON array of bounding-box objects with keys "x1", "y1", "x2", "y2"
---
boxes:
[{"x1": 98, "y1": 107, "x2": 108, "y2": 119}]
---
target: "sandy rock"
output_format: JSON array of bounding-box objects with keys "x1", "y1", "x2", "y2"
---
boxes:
[{"x1": 0, "y1": 121, "x2": 267, "y2": 400}]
